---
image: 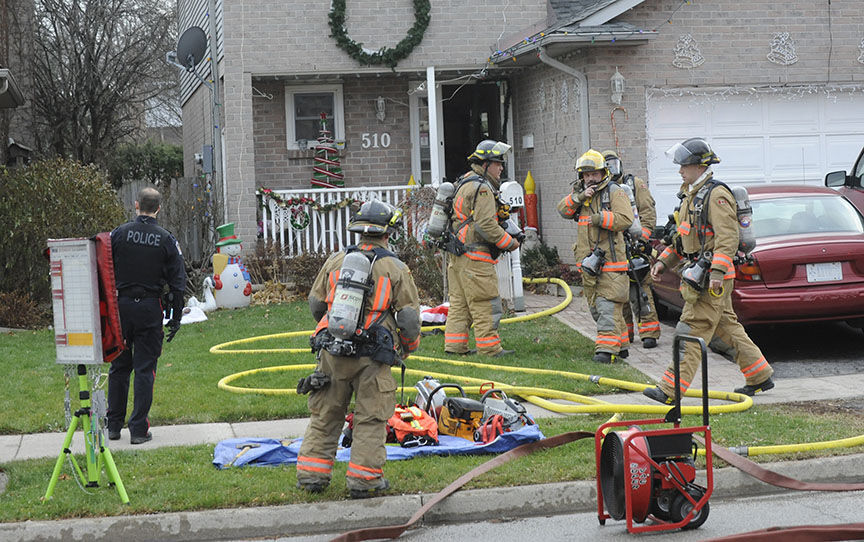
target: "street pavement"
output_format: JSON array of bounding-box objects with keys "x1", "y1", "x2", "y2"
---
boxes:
[{"x1": 3, "y1": 290, "x2": 864, "y2": 541}]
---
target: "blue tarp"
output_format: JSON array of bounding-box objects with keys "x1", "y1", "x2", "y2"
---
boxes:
[{"x1": 213, "y1": 425, "x2": 545, "y2": 469}]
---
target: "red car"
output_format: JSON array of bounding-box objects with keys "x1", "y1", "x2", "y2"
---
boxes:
[
  {"x1": 651, "y1": 184, "x2": 864, "y2": 328},
  {"x1": 825, "y1": 145, "x2": 864, "y2": 214}
]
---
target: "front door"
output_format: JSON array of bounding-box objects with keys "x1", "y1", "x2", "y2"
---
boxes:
[{"x1": 442, "y1": 82, "x2": 505, "y2": 182}]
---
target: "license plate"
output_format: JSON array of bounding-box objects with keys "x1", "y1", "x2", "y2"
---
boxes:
[{"x1": 806, "y1": 262, "x2": 842, "y2": 283}]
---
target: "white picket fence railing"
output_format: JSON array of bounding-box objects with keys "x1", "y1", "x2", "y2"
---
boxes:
[
  {"x1": 260, "y1": 184, "x2": 421, "y2": 255},
  {"x1": 259, "y1": 184, "x2": 523, "y2": 310}
]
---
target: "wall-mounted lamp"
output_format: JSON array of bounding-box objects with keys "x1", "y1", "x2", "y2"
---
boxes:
[
  {"x1": 610, "y1": 67, "x2": 625, "y2": 105},
  {"x1": 376, "y1": 96, "x2": 386, "y2": 121}
]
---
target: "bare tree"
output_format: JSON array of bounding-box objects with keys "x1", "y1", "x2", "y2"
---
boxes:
[{"x1": 31, "y1": 0, "x2": 177, "y2": 164}]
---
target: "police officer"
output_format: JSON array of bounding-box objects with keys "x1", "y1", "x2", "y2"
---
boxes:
[
  {"x1": 108, "y1": 187, "x2": 185, "y2": 444},
  {"x1": 558, "y1": 149, "x2": 634, "y2": 363},
  {"x1": 443, "y1": 140, "x2": 521, "y2": 357},
  {"x1": 643, "y1": 138, "x2": 774, "y2": 404},
  {"x1": 602, "y1": 150, "x2": 661, "y2": 350},
  {"x1": 297, "y1": 199, "x2": 420, "y2": 499}
]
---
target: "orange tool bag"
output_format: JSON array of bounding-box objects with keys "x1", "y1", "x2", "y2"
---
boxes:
[{"x1": 386, "y1": 405, "x2": 439, "y2": 447}]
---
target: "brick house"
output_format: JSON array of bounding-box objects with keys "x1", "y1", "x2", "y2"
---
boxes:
[{"x1": 178, "y1": 0, "x2": 864, "y2": 262}]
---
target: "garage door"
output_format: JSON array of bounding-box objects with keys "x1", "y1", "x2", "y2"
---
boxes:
[{"x1": 646, "y1": 87, "x2": 864, "y2": 224}]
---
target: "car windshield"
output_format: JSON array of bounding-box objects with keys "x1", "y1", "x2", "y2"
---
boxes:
[{"x1": 750, "y1": 195, "x2": 864, "y2": 238}]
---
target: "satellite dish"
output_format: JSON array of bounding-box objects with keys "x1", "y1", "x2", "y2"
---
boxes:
[{"x1": 176, "y1": 26, "x2": 208, "y2": 71}]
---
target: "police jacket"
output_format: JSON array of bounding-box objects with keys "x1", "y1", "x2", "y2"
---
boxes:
[
  {"x1": 657, "y1": 171, "x2": 738, "y2": 283},
  {"x1": 451, "y1": 172, "x2": 520, "y2": 264},
  {"x1": 619, "y1": 174, "x2": 656, "y2": 242},
  {"x1": 557, "y1": 177, "x2": 634, "y2": 273},
  {"x1": 309, "y1": 236, "x2": 421, "y2": 356},
  {"x1": 111, "y1": 215, "x2": 186, "y2": 302}
]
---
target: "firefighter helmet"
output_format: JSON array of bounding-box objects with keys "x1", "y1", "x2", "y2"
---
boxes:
[
  {"x1": 467, "y1": 140, "x2": 512, "y2": 164},
  {"x1": 347, "y1": 199, "x2": 403, "y2": 236},
  {"x1": 666, "y1": 137, "x2": 720, "y2": 166},
  {"x1": 575, "y1": 149, "x2": 609, "y2": 179},
  {"x1": 601, "y1": 149, "x2": 622, "y2": 179}
]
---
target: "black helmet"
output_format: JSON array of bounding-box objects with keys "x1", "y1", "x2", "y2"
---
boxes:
[
  {"x1": 467, "y1": 140, "x2": 511, "y2": 164},
  {"x1": 665, "y1": 137, "x2": 720, "y2": 166},
  {"x1": 347, "y1": 199, "x2": 403, "y2": 236}
]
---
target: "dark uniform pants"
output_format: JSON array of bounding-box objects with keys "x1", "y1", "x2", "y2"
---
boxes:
[
  {"x1": 444, "y1": 256, "x2": 504, "y2": 356},
  {"x1": 659, "y1": 278, "x2": 773, "y2": 396},
  {"x1": 297, "y1": 351, "x2": 396, "y2": 491},
  {"x1": 108, "y1": 297, "x2": 162, "y2": 437}
]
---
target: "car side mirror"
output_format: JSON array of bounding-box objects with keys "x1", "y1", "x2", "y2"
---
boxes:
[{"x1": 825, "y1": 170, "x2": 848, "y2": 188}]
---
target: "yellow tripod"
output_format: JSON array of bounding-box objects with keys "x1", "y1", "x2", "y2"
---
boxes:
[{"x1": 44, "y1": 364, "x2": 128, "y2": 504}]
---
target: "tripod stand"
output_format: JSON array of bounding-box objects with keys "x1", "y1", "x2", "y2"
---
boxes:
[{"x1": 44, "y1": 364, "x2": 128, "y2": 504}]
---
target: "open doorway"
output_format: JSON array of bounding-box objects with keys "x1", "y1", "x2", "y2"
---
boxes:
[{"x1": 442, "y1": 82, "x2": 506, "y2": 181}]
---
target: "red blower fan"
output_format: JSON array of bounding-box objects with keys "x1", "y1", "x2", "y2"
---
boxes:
[{"x1": 595, "y1": 334, "x2": 713, "y2": 533}]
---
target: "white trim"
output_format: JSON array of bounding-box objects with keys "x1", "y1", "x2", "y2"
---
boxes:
[
  {"x1": 409, "y1": 81, "x2": 422, "y2": 184},
  {"x1": 284, "y1": 83, "x2": 345, "y2": 150},
  {"x1": 579, "y1": 0, "x2": 647, "y2": 27},
  {"x1": 426, "y1": 67, "x2": 443, "y2": 186}
]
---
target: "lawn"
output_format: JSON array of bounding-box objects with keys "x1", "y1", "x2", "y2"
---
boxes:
[{"x1": 0, "y1": 301, "x2": 648, "y2": 434}]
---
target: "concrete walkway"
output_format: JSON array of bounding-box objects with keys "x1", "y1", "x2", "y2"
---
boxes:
[{"x1": 3, "y1": 290, "x2": 864, "y2": 541}]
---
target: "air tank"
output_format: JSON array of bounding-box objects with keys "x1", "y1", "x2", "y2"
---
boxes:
[
  {"x1": 328, "y1": 252, "x2": 372, "y2": 340},
  {"x1": 425, "y1": 182, "x2": 456, "y2": 240}
]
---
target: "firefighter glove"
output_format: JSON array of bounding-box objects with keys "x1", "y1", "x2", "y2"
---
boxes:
[
  {"x1": 296, "y1": 370, "x2": 331, "y2": 395},
  {"x1": 165, "y1": 319, "x2": 182, "y2": 343}
]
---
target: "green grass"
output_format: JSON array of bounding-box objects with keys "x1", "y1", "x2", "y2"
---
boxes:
[
  {"x1": 3, "y1": 405, "x2": 864, "y2": 522},
  {"x1": 0, "y1": 302, "x2": 647, "y2": 434}
]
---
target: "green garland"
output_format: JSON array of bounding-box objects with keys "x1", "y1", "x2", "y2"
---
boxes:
[{"x1": 329, "y1": 0, "x2": 431, "y2": 68}]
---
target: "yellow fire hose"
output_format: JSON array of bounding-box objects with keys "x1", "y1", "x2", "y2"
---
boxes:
[{"x1": 212, "y1": 277, "x2": 863, "y2": 458}]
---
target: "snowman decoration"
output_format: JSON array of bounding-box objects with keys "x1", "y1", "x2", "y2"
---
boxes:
[{"x1": 212, "y1": 223, "x2": 252, "y2": 309}]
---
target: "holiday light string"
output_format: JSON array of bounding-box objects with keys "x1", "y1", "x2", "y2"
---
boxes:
[
  {"x1": 488, "y1": 0, "x2": 694, "y2": 64},
  {"x1": 647, "y1": 83, "x2": 864, "y2": 108}
]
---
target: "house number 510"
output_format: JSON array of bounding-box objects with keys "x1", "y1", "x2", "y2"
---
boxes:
[{"x1": 361, "y1": 133, "x2": 391, "y2": 149}]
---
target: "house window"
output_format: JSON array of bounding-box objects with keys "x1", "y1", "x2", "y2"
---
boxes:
[{"x1": 285, "y1": 84, "x2": 345, "y2": 150}]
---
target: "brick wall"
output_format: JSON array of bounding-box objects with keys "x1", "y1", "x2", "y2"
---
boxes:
[{"x1": 510, "y1": 0, "x2": 864, "y2": 263}]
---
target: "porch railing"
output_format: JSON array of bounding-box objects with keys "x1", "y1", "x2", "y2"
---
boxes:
[
  {"x1": 260, "y1": 184, "x2": 421, "y2": 255},
  {"x1": 259, "y1": 184, "x2": 524, "y2": 309}
]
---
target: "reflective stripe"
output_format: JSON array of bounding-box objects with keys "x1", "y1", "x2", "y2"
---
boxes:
[
  {"x1": 600, "y1": 210, "x2": 614, "y2": 229},
  {"x1": 297, "y1": 455, "x2": 333, "y2": 474},
  {"x1": 445, "y1": 333, "x2": 469, "y2": 343},
  {"x1": 314, "y1": 316, "x2": 328, "y2": 334},
  {"x1": 475, "y1": 335, "x2": 500, "y2": 347},
  {"x1": 660, "y1": 246, "x2": 676, "y2": 259},
  {"x1": 466, "y1": 251, "x2": 497, "y2": 264},
  {"x1": 595, "y1": 334, "x2": 620, "y2": 347},
  {"x1": 662, "y1": 370, "x2": 691, "y2": 392},
  {"x1": 457, "y1": 225, "x2": 468, "y2": 243},
  {"x1": 495, "y1": 232, "x2": 514, "y2": 249},
  {"x1": 698, "y1": 225, "x2": 714, "y2": 236},
  {"x1": 400, "y1": 335, "x2": 420, "y2": 351},
  {"x1": 326, "y1": 270, "x2": 341, "y2": 304},
  {"x1": 602, "y1": 261, "x2": 629, "y2": 272},
  {"x1": 677, "y1": 221, "x2": 691, "y2": 235},
  {"x1": 453, "y1": 196, "x2": 467, "y2": 221},
  {"x1": 742, "y1": 357, "x2": 769, "y2": 378},
  {"x1": 712, "y1": 253, "x2": 734, "y2": 273},
  {"x1": 638, "y1": 321, "x2": 660, "y2": 333},
  {"x1": 577, "y1": 216, "x2": 591, "y2": 226},
  {"x1": 641, "y1": 226, "x2": 652, "y2": 240},
  {"x1": 346, "y1": 462, "x2": 383, "y2": 480},
  {"x1": 562, "y1": 194, "x2": 576, "y2": 216}
]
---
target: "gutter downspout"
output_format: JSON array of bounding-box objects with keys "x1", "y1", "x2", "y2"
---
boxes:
[{"x1": 537, "y1": 47, "x2": 590, "y2": 151}]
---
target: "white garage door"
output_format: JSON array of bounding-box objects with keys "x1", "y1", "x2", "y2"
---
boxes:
[{"x1": 646, "y1": 87, "x2": 864, "y2": 224}]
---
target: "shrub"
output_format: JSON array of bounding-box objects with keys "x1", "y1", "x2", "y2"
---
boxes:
[
  {"x1": 390, "y1": 234, "x2": 444, "y2": 304},
  {"x1": 0, "y1": 290, "x2": 50, "y2": 329},
  {"x1": 0, "y1": 159, "x2": 127, "y2": 307},
  {"x1": 521, "y1": 241, "x2": 562, "y2": 278}
]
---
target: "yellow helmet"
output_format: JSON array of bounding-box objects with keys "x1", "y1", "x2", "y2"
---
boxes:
[{"x1": 575, "y1": 149, "x2": 608, "y2": 179}]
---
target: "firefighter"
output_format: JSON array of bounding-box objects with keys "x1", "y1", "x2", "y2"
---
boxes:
[
  {"x1": 602, "y1": 150, "x2": 661, "y2": 350},
  {"x1": 296, "y1": 199, "x2": 421, "y2": 499},
  {"x1": 108, "y1": 186, "x2": 186, "y2": 445},
  {"x1": 643, "y1": 138, "x2": 774, "y2": 404},
  {"x1": 557, "y1": 149, "x2": 634, "y2": 363},
  {"x1": 443, "y1": 140, "x2": 521, "y2": 357}
]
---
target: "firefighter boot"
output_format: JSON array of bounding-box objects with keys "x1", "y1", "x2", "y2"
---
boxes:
[
  {"x1": 592, "y1": 352, "x2": 614, "y2": 364},
  {"x1": 734, "y1": 377, "x2": 775, "y2": 396},
  {"x1": 349, "y1": 478, "x2": 390, "y2": 499},
  {"x1": 642, "y1": 338, "x2": 658, "y2": 349},
  {"x1": 643, "y1": 386, "x2": 674, "y2": 405}
]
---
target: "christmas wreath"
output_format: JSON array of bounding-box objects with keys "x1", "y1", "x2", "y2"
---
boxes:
[{"x1": 328, "y1": 0, "x2": 431, "y2": 68}]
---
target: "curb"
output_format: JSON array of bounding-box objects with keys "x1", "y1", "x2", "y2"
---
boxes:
[{"x1": 4, "y1": 452, "x2": 864, "y2": 542}]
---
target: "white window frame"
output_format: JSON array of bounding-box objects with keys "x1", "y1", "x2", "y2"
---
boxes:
[{"x1": 284, "y1": 84, "x2": 345, "y2": 150}]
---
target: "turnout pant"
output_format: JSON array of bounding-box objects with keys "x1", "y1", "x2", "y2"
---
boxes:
[
  {"x1": 658, "y1": 278, "x2": 773, "y2": 396},
  {"x1": 108, "y1": 297, "x2": 162, "y2": 437},
  {"x1": 297, "y1": 352, "x2": 396, "y2": 491},
  {"x1": 444, "y1": 255, "x2": 504, "y2": 356},
  {"x1": 583, "y1": 271, "x2": 628, "y2": 355}
]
